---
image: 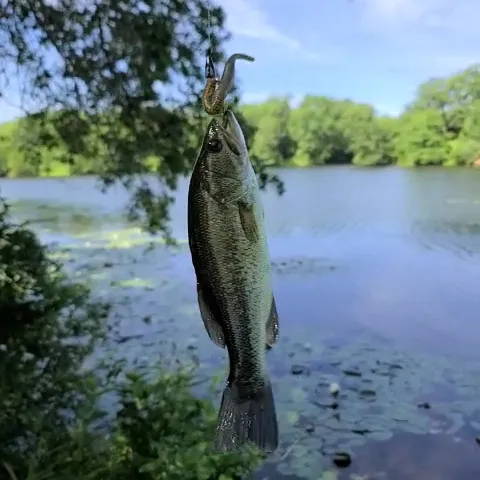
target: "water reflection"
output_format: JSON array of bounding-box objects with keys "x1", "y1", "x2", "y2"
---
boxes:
[
  {"x1": 411, "y1": 219, "x2": 480, "y2": 258},
  {"x1": 342, "y1": 427, "x2": 480, "y2": 480},
  {"x1": 252, "y1": 428, "x2": 480, "y2": 480},
  {"x1": 9, "y1": 199, "x2": 128, "y2": 237},
  {"x1": 2, "y1": 168, "x2": 480, "y2": 479}
]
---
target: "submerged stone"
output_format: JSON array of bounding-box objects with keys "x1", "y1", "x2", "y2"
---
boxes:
[
  {"x1": 290, "y1": 364, "x2": 309, "y2": 375},
  {"x1": 358, "y1": 388, "x2": 376, "y2": 399},
  {"x1": 332, "y1": 451, "x2": 351, "y2": 468},
  {"x1": 329, "y1": 382, "x2": 340, "y2": 396}
]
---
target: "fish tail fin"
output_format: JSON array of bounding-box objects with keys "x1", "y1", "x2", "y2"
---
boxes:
[{"x1": 214, "y1": 377, "x2": 278, "y2": 453}]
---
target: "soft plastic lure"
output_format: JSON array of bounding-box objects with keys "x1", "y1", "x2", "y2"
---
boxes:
[{"x1": 202, "y1": 51, "x2": 254, "y2": 115}]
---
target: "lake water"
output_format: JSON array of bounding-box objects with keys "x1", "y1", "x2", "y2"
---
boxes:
[{"x1": 2, "y1": 167, "x2": 480, "y2": 479}]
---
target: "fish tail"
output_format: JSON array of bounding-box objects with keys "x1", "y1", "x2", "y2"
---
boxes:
[{"x1": 214, "y1": 377, "x2": 278, "y2": 453}]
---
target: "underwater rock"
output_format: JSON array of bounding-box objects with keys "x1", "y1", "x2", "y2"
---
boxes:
[
  {"x1": 351, "y1": 428, "x2": 371, "y2": 436},
  {"x1": 332, "y1": 451, "x2": 351, "y2": 468},
  {"x1": 116, "y1": 333, "x2": 143, "y2": 344},
  {"x1": 290, "y1": 364, "x2": 310, "y2": 376},
  {"x1": 329, "y1": 382, "x2": 340, "y2": 396},
  {"x1": 358, "y1": 388, "x2": 376, "y2": 399}
]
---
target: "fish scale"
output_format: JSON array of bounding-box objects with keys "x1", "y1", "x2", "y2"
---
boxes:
[{"x1": 188, "y1": 108, "x2": 280, "y2": 453}]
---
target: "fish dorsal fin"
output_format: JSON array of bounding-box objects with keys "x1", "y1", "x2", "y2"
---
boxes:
[
  {"x1": 197, "y1": 283, "x2": 226, "y2": 348},
  {"x1": 266, "y1": 296, "x2": 280, "y2": 349}
]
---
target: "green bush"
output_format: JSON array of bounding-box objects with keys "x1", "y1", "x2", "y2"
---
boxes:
[
  {"x1": 100, "y1": 368, "x2": 262, "y2": 480},
  {"x1": 0, "y1": 198, "x2": 262, "y2": 480},
  {"x1": 0, "y1": 197, "x2": 107, "y2": 479}
]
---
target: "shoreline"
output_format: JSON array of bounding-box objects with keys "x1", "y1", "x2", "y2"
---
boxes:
[{"x1": 1, "y1": 163, "x2": 479, "y2": 181}]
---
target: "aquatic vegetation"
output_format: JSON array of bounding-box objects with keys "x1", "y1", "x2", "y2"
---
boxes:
[
  {"x1": 0, "y1": 200, "x2": 263, "y2": 480},
  {"x1": 9, "y1": 200, "x2": 124, "y2": 235},
  {"x1": 7, "y1": 193, "x2": 480, "y2": 479},
  {"x1": 39, "y1": 233, "x2": 480, "y2": 479},
  {"x1": 271, "y1": 256, "x2": 338, "y2": 276},
  {"x1": 255, "y1": 334, "x2": 480, "y2": 478}
]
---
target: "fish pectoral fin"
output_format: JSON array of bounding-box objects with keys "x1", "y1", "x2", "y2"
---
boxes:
[
  {"x1": 197, "y1": 283, "x2": 226, "y2": 348},
  {"x1": 238, "y1": 200, "x2": 259, "y2": 243},
  {"x1": 266, "y1": 296, "x2": 280, "y2": 349}
]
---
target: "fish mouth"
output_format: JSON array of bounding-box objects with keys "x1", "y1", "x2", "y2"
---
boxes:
[{"x1": 216, "y1": 110, "x2": 247, "y2": 156}]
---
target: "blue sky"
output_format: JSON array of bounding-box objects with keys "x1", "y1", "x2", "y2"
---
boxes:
[
  {"x1": 1, "y1": 0, "x2": 480, "y2": 122},
  {"x1": 222, "y1": 0, "x2": 480, "y2": 115}
]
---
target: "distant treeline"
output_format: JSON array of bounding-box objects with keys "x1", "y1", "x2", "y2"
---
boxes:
[{"x1": 2, "y1": 64, "x2": 480, "y2": 177}]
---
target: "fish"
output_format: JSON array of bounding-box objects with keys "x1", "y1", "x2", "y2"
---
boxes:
[{"x1": 188, "y1": 53, "x2": 279, "y2": 453}]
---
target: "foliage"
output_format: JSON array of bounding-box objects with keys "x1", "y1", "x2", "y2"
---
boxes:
[
  {"x1": 0, "y1": 199, "x2": 261, "y2": 480},
  {"x1": 4, "y1": 64, "x2": 480, "y2": 183},
  {"x1": 3, "y1": 2, "x2": 480, "y2": 235},
  {"x1": 244, "y1": 64, "x2": 480, "y2": 169},
  {"x1": 0, "y1": 0, "x2": 232, "y2": 235},
  {"x1": 100, "y1": 368, "x2": 262, "y2": 480},
  {"x1": 0, "y1": 197, "x2": 107, "y2": 474}
]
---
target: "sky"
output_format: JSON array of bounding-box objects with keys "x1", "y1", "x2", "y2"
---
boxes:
[
  {"x1": 1, "y1": 0, "x2": 480, "y2": 122},
  {"x1": 221, "y1": 0, "x2": 480, "y2": 115}
]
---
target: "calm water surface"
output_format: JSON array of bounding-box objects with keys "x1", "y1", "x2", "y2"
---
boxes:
[{"x1": 2, "y1": 167, "x2": 480, "y2": 479}]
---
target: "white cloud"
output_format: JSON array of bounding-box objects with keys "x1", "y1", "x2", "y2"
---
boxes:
[
  {"x1": 362, "y1": 0, "x2": 435, "y2": 26},
  {"x1": 362, "y1": 0, "x2": 480, "y2": 32},
  {"x1": 419, "y1": 54, "x2": 480, "y2": 73},
  {"x1": 359, "y1": 0, "x2": 480, "y2": 75},
  {"x1": 423, "y1": 1, "x2": 480, "y2": 34},
  {"x1": 219, "y1": 0, "x2": 322, "y2": 60}
]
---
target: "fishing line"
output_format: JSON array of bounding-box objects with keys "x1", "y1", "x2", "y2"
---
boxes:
[
  {"x1": 207, "y1": 3, "x2": 212, "y2": 48},
  {"x1": 204, "y1": 2, "x2": 216, "y2": 79}
]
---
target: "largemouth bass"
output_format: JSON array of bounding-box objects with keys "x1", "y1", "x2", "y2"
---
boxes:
[{"x1": 187, "y1": 105, "x2": 280, "y2": 453}]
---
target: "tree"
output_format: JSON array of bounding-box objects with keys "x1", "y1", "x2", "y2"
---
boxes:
[
  {"x1": 450, "y1": 99, "x2": 480, "y2": 166},
  {"x1": 242, "y1": 97, "x2": 295, "y2": 166},
  {"x1": 408, "y1": 65, "x2": 480, "y2": 137},
  {"x1": 398, "y1": 65, "x2": 480, "y2": 166},
  {"x1": 1, "y1": 0, "x2": 230, "y2": 234},
  {"x1": 337, "y1": 101, "x2": 395, "y2": 166},
  {"x1": 6, "y1": 32, "x2": 480, "y2": 177},
  {"x1": 394, "y1": 109, "x2": 450, "y2": 166},
  {"x1": 288, "y1": 96, "x2": 351, "y2": 166}
]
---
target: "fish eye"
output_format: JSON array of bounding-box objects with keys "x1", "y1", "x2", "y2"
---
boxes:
[{"x1": 207, "y1": 138, "x2": 223, "y2": 153}]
